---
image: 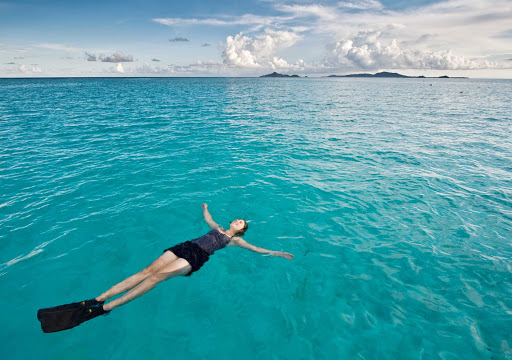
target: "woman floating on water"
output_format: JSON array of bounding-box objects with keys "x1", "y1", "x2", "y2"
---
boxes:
[{"x1": 37, "y1": 203, "x2": 294, "y2": 333}]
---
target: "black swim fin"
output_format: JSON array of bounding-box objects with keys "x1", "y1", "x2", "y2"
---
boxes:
[
  {"x1": 37, "y1": 299, "x2": 103, "y2": 321},
  {"x1": 38, "y1": 305, "x2": 109, "y2": 333}
]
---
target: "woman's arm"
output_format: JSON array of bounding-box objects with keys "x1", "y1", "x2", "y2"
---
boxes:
[
  {"x1": 201, "y1": 204, "x2": 221, "y2": 230},
  {"x1": 228, "y1": 237, "x2": 294, "y2": 260}
]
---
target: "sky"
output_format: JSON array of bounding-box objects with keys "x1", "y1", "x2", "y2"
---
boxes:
[{"x1": 1, "y1": 0, "x2": 511, "y2": 78}]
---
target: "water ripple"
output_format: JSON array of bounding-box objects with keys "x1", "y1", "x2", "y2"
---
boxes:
[{"x1": 0, "y1": 78, "x2": 511, "y2": 359}]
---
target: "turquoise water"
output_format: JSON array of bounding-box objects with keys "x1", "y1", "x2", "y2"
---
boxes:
[{"x1": 1, "y1": 77, "x2": 511, "y2": 359}]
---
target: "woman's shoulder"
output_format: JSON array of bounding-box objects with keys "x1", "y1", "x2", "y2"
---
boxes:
[{"x1": 212, "y1": 227, "x2": 229, "y2": 237}]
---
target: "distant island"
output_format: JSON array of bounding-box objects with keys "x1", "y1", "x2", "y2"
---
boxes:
[
  {"x1": 260, "y1": 72, "x2": 300, "y2": 78},
  {"x1": 327, "y1": 71, "x2": 468, "y2": 79},
  {"x1": 259, "y1": 71, "x2": 468, "y2": 79}
]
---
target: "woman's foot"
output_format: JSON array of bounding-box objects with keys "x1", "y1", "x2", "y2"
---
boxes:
[{"x1": 83, "y1": 299, "x2": 104, "y2": 308}]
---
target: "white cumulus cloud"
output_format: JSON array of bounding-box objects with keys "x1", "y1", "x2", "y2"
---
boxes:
[
  {"x1": 325, "y1": 30, "x2": 502, "y2": 70},
  {"x1": 222, "y1": 29, "x2": 302, "y2": 68}
]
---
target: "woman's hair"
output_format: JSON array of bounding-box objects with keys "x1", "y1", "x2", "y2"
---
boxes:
[{"x1": 235, "y1": 219, "x2": 249, "y2": 237}]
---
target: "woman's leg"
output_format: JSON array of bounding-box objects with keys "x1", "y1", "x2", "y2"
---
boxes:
[
  {"x1": 103, "y1": 258, "x2": 192, "y2": 311},
  {"x1": 96, "y1": 251, "x2": 179, "y2": 302}
]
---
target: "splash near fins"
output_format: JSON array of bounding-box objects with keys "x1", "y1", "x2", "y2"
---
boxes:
[{"x1": 37, "y1": 301, "x2": 109, "y2": 333}]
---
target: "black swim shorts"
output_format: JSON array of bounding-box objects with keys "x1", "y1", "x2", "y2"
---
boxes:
[{"x1": 163, "y1": 241, "x2": 210, "y2": 276}]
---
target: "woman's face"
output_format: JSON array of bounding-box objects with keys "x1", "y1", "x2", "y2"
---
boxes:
[{"x1": 230, "y1": 219, "x2": 246, "y2": 232}]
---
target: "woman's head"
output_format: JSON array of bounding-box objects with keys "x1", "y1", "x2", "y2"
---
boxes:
[{"x1": 230, "y1": 219, "x2": 248, "y2": 236}]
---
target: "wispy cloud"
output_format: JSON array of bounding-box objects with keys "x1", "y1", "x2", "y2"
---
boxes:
[
  {"x1": 133, "y1": 63, "x2": 189, "y2": 74},
  {"x1": 337, "y1": 0, "x2": 383, "y2": 10},
  {"x1": 274, "y1": 0, "x2": 512, "y2": 48},
  {"x1": 169, "y1": 37, "x2": 189, "y2": 42},
  {"x1": 189, "y1": 60, "x2": 223, "y2": 67},
  {"x1": 0, "y1": 44, "x2": 28, "y2": 53},
  {"x1": 34, "y1": 43, "x2": 84, "y2": 52},
  {"x1": 274, "y1": 4, "x2": 339, "y2": 21},
  {"x1": 133, "y1": 60, "x2": 225, "y2": 75},
  {"x1": 154, "y1": 14, "x2": 293, "y2": 28},
  {"x1": 492, "y1": 29, "x2": 512, "y2": 39}
]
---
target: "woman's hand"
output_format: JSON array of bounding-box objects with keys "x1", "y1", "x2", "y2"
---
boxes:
[
  {"x1": 274, "y1": 251, "x2": 294, "y2": 260},
  {"x1": 201, "y1": 203, "x2": 208, "y2": 210}
]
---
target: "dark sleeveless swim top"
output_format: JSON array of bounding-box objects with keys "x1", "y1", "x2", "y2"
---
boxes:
[{"x1": 191, "y1": 229, "x2": 231, "y2": 255}]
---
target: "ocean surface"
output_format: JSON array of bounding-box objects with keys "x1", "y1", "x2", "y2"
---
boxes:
[{"x1": 0, "y1": 77, "x2": 511, "y2": 360}]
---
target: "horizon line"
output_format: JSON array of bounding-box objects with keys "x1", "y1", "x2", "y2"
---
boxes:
[{"x1": 5, "y1": 75, "x2": 505, "y2": 80}]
